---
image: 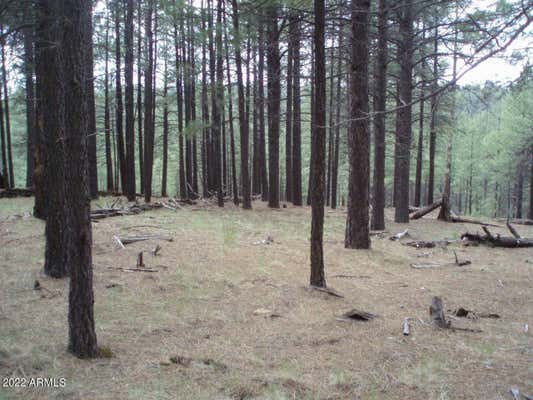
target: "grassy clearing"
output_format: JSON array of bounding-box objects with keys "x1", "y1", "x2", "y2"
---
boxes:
[{"x1": 0, "y1": 197, "x2": 532, "y2": 399}]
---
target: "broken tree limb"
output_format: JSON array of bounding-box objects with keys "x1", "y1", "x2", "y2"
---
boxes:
[
  {"x1": 449, "y1": 215, "x2": 500, "y2": 227},
  {"x1": 309, "y1": 285, "x2": 344, "y2": 298},
  {"x1": 113, "y1": 235, "x2": 125, "y2": 249},
  {"x1": 453, "y1": 251, "x2": 471, "y2": 266},
  {"x1": 0, "y1": 188, "x2": 34, "y2": 198},
  {"x1": 506, "y1": 221, "x2": 521, "y2": 239},
  {"x1": 410, "y1": 199, "x2": 442, "y2": 219},
  {"x1": 461, "y1": 227, "x2": 533, "y2": 248},
  {"x1": 430, "y1": 297, "x2": 451, "y2": 329},
  {"x1": 117, "y1": 235, "x2": 174, "y2": 245}
]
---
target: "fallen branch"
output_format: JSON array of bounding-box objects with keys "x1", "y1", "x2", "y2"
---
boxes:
[
  {"x1": 410, "y1": 199, "x2": 442, "y2": 219},
  {"x1": 506, "y1": 221, "x2": 521, "y2": 239},
  {"x1": 461, "y1": 227, "x2": 533, "y2": 248},
  {"x1": 117, "y1": 234, "x2": 174, "y2": 245},
  {"x1": 0, "y1": 188, "x2": 34, "y2": 198},
  {"x1": 309, "y1": 285, "x2": 344, "y2": 298}
]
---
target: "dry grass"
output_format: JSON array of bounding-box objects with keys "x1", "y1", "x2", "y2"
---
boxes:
[{"x1": 0, "y1": 197, "x2": 532, "y2": 400}]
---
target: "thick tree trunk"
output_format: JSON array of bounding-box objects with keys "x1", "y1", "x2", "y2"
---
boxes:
[
  {"x1": 266, "y1": 4, "x2": 280, "y2": 208},
  {"x1": 36, "y1": 0, "x2": 67, "y2": 278},
  {"x1": 371, "y1": 0, "x2": 388, "y2": 230},
  {"x1": 310, "y1": 0, "x2": 326, "y2": 288},
  {"x1": 23, "y1": 28, "x2": 36, "y2": 189},
  {"x1": 143, "y1": 0, "x2": 154, "y2": 203},
  {"x1": 124, "y1": 0, "x2": 136, "y2": 201},
  {"x1": 291, "y1": 13, "x2": 302, "y2": 206},
  {"x1": 345, "y1": 0, "x2": 370, "y2": 249},
  {"x1": 394, "y1": 0, "x2": 413, "y2": 223},
  {"x1": 66, "y1": 0, "x2": 98, "y2": 358},
  {"x1": 231, "y1": 0, "x2": 251, "y2": 209}
]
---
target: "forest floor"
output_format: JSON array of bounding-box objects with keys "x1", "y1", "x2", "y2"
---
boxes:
[{"x1": 0, "y1": 197, "x2": 532, "y2": 400}]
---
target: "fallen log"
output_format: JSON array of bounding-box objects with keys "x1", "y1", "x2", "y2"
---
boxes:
[
  {"x1": 389, "y1": 229, "x2": 410, "y2": 241},
  {"x1": 496, "y1": 218, "x2": 533, "y2": 226},
  {"x1": 117, "y1": 234, "x2": 174, "y2": 245},
  {"x1": 449, "y1": 215, "x2": 500, "y2": 227},
  {"x1": 460, "y1": 227, "x2": 533, "y2": 248},
  {"x1": 410, "y1": 199, "x2": 442, "y2": 219}
]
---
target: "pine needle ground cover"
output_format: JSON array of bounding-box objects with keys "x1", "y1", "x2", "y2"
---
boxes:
[{"x1": 1, "y1": 197, "x2": 531, "y2": 400}]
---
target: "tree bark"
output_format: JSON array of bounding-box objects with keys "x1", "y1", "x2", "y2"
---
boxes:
[
  {"x1": 266, "y1": 4, "x2": 280, "y2": 208},
  {"x1": 212, "y1": 0, "x2": 224, "y2": 206},
  {"x1": 427, "y1": 17, "x2": 438, "y2": 205},
  {"x1": 66, "y1": 0, "x2": 98, "y2": 358},
  {"x1": 230, "y1": 0, "x2": 251, "y2": 209},
  {"x1": 371, "y1": 0, "x2": 388, "y2": 229},
  {"x1": 345, "y1": 0, "x2": 370, "y2": 249},
  {"x1": 258, "y1": 22, "x2": 269, "y2": 201},
  {"x1": 104, "y1": 5, "x2": 114, "y2": 192},
  {"x1": 285, "y1": 15, "x2": 294, "y2": 203},
  {"x1": 143, "y1": 0, "x2": 154, "y2": 203},
  {"x1": 331, "y1": 27, "x2": 343, "y2": 210},
  {"x1": 291, "y1": 13, "x2": 302, "y2": 206},
  {"x1": 414, "y1": 24, "x2": 425, "y2": 208},
  {"x1": 137, "y1": 1, "x2": 144, "y2": 194},
  {"x1": 394, "y1": 0, "x2": 414, "y2": 223},
  {"x1": 36, "y1": 0, "x2": 67, "y2": 278},
  {"x1": 124, "y1": 0, "x2": 136, "y2": 201},
  {"x1": 310, "y1": 0, "x2": 327, "y2": 287},
  {"x1": 161, "y1": 47, "x2": 169, "y2": 197},
  {"x1": 114, "y1": 1, "x2": 126, "y2": 192}
]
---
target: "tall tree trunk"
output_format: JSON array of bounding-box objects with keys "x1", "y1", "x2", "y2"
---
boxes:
[
  {"x1": 258, "y1": 22, "x2": 268, "y2": 201},
  {"x1": 36, "y1": 0, "x2": 67, "y2": 278},
  {"x1": 285, "y1": 16, "x2": 294, "y2": 203},
  {"x1": 84, "y1": 9, "x2": 98, "y2": 199},
  {"x1": 326, "y1": 36, "x2": 335, "y2": 207},
  {"x1": 291, "y1": 13, "x2": 302, "y2": 206},
  {"x1": 161, "y1": 46, "x2": 169, "y2": 197},
  {"x1": 66, "y1": 0, "x2": 98, "y2": 358},
  {"x1": 427, "y1": 18, "x2": 438, "y2": 205},
  {"x1": 137, "y1": 0, "x2": 144, "y2": 194},
  {"x1": 114, "y1": 1, "x2": 126, "y2": 192},
  {"x1": 230, "y1": 0, "x2": 251, "y2": 209},
  {"x1": 438, "y1": 5, "x2": 458, "y2": 221},
  {"x1": 24, "y1": 28, "x2": 36, "y2": 189},
  {"x1": 223, "y1": 22, "x2": 239, "y2": 205},
  {"x1": 394, "y1": 0, "x2": 413, "y2": 223},
  {"x1": 414, "y1": 80, "x2": 425, "y2": 207},
  {"x1": 331, "y1": 25, "x2": 343, "y2": 210},
  {"x1": 1, "y1": 28, "x2": 14, "y2": 188},
  {"x1": 310, "y1": 0, "x2": 326, "y2": 287},
  {"x1": 345, "y1": 0, "x2": 370, "y2": 248},
  {"x1": 209, "y1": 0, "x2": 223, "y2": 206},
  {"x1": 266, "y1": 3, "x2": 280, "y2": 208},
  {"x1": 200, "y1": 0, "x2": 209, "y2": 198},
  {"x1": 124, "y1": 0, "x2": 136, "y2": 200},
  {"x1": 143, "y1": 0, "x2": 154, "y2": 202},
  {"x1": 0, "y1": 78, "x2": 7, "y2": 189},
  {"x1": 371, "y1": 0, "x2": 388, "y2": 229},
  {"x1": 104, "y1": 6, "x2": 114, "y2": 192},
  {"x1": 173, "y1": 4, "x2": 186, "y2": 199}
]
